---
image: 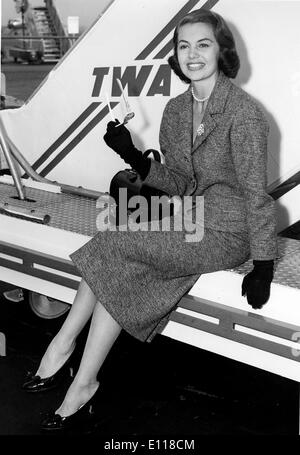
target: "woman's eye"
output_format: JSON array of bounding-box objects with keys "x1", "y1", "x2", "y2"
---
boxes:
[
  {"x1": 198, "y1": 43, "x2": 209, "y2": 48},
  {"x1": 178, "y1": 44, "x2": 188, "y2": 50}
]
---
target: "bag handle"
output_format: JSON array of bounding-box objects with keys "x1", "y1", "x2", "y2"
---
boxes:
[{"x1": 143, "y1": 149, "x2": 162, "y2": 162}]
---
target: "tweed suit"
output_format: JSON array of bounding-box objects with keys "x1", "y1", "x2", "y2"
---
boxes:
[
  {"x1": 144, "y1": 71, "x2": 277, "y2": 260},
  {"x1": 70, "y1": 71, "x2": 277, "y2": 342}
]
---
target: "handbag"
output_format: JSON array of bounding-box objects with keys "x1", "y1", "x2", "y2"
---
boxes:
[{"x1": 109, "y1": 149, "x2": 173, "y2": 223}]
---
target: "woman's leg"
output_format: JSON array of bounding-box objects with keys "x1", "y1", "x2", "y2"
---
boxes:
[
  {"x1": 55, "y1": 300, "x2": 122, "y2": 417},
  {"x1": 37, "y1": 278, "x2": 97, "y2": 377}
]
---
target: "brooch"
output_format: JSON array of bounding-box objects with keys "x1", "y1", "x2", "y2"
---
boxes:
[{"x1": 196, "y1": 123, "x2": 205, "y2": 136}]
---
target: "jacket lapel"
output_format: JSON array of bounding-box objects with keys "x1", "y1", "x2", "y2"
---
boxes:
[
  {"x1": 191, "y1": 72, "x2": 232, "y2": 153},
  {"x1": 177, "y1": 89, "x2": 193, "y2": 156},
  {"x1": 192, "y1": 112, "x2": 217, "y2": 152}
]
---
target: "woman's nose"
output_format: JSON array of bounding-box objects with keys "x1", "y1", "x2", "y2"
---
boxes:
[{"x1": 188, "y1": 46, "x2": 199, "y2": 59}]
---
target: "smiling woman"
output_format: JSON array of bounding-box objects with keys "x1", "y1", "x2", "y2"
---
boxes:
[
  {"x1": 168, "y1": 9, "x2": 241, "y2": 142},
  {"x1": 177, "y1": 21, "x2": 220, "y2": 141},
  {"x1": 168, "y1": 9, "x2": 240, "y2": 83},
  {"x1": 177, "y1": 23, "x2": 220, "y2": 93},
  {"x1": 21, "y1": 7, "x2": 277, "y2": 433}
]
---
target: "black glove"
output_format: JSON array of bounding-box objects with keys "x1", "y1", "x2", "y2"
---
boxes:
[
  {"x1": 103, "y1": 120, "x2": 151, "y2": 179},
  {"x1": 241, "y1": 260, "x2": 274, "y2": 309}
]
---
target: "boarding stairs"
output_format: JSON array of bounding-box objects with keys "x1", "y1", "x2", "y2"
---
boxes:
[{"x1": 32, "y1": 7, "x2": 61, "y2": 63}]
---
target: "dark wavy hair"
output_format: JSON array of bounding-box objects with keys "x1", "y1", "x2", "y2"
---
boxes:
[{"x1": 168, "y1": 9, "x2": 240, "y2": 82}]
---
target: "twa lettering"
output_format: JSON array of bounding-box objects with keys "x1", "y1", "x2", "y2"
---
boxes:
[{"x1": 92, "y1": 65, "x2": 171, "y2": 97}]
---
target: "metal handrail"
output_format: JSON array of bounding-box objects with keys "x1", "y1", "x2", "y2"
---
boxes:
[
  {"x1": 0, "y1": 119, "x2": 105, "y2": 200},
  {"x1": 0, "y1": 127, "x2": 26, "y2": 200},
  {"x1": 45, "y1": 0, "x2": 73, "y2": 54}
]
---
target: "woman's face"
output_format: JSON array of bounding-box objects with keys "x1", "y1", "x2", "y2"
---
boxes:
[{"x1": 177, "y1": 22, "x2": 220, "y2": 83}]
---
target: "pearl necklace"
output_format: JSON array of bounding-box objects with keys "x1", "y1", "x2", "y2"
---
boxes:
[
  {"x1": 191, "y1": 87, "x2": 209, "y2": 138},
  {"x1": 191, "y1": 87, "x2": 210, "y2": 103}
]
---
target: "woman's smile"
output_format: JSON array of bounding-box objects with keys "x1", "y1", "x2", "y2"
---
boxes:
[
  {"x1": 177, "y1": 22, "x2": 219, "y2": 89},
  {"x1": 186, "y1": 62, "x2": 206, "y2": 71}
]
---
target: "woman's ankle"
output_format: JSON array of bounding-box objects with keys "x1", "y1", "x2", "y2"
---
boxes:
[
  {"x1": 72, "y1": 379, "x2": 99, "y2": 393},
  {"x1": 56, "y1": 381, "x2": 99, "y2": 417},
  {"x1": 36, "y1": 337, "x2": 76, "y2": 377}
]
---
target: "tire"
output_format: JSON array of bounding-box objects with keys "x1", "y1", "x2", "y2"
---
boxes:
[{"x1": 28, "y1": 292, "x2": 70, "y2": 320}]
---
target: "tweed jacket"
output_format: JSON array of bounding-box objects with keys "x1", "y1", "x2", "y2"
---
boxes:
[{"x1": 143, "y1": 71, "x2": 277, "y2": 260}]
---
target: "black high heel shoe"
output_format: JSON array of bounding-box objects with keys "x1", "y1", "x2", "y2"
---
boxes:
[
  {"x1": 22, "y1": 346, "x2": 76, "y2": 393},
  {"x1": 41, "y1": 392, "x2": 98, "y2": 433}
]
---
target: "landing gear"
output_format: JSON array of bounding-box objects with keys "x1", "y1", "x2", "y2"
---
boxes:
[
  {"x1": 4, "y1": 288, "x2": 70, "y2": 319},
  {"x1": 28, "y1": 292, "x2": 70, "y2": 319}
]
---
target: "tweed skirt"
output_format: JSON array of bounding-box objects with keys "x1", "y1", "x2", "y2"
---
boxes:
[{"x1": 70, "y1": 225, "x2": 250, "y2": 342}]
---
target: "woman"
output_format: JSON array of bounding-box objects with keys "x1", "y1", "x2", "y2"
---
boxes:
[{"x1": 22, "y1": 9, "x2": 277, "y2": 431}]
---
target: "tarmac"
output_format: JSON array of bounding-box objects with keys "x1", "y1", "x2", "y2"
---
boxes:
[{"x1": 0, "y1": 279, "x2": 299, "y2": 437}]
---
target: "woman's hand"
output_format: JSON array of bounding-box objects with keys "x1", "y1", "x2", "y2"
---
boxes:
[
  {"x1": 103, "y1": 120, "x2": 135, "y2": 158},
  {"x1": 103, "y1": 120, "x2": 151, "y2": 179},
  {"x1": 242, "y1": 260, "x2": 274, "y2": 309}
]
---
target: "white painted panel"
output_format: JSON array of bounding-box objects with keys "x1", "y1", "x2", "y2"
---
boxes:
[
  {"x1": 189, "y1": 271, "x2": 300, "y2": 328},
  {"x1": 0, "y1": 266, "x2": 77, "y2": 303}
]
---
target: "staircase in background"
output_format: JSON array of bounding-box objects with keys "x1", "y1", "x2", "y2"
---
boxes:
[{"x1": 32, "y1": 6, "x2": 61, "y2": 63}]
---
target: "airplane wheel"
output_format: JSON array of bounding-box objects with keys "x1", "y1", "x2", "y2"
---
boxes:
[{"x1": 28, "y1": 292, "x2": 70, "y2": 319}]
